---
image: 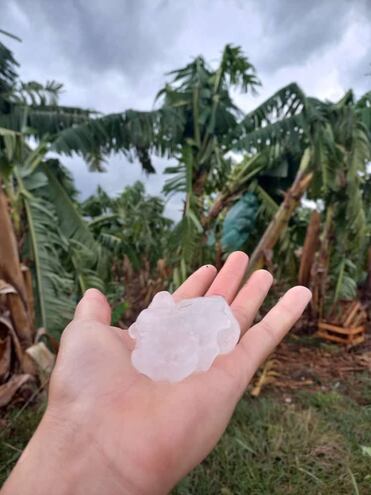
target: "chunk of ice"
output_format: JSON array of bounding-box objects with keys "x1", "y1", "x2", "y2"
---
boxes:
[{"x1": 129, "y1": 291, "x2": 240, "y2": 382}]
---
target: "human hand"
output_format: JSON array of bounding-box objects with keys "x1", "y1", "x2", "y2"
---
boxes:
[{"x1": 3, "y1": 252, "x2": 311, "y2": 495}]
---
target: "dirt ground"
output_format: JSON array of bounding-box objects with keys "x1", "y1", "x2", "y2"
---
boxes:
[
  {"x1": 250, "y1": 333, "x2": 371, "y2": 404},
  {"x1": 1, "y1": 331, "x2": 370, "y2": 416}
]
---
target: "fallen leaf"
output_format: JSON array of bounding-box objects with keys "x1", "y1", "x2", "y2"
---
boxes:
[
  {"x1": 26, "y1": 342, "x2": 55, "y2": 374},
  {"x1": 0, "y1": 280, "x2": 17, "y2": 295},
  {"x1": 0, "y1": 374, "x2": 33, "y2": 408},
  {"x1": 0, "y1": 316, "x2": 36, "y2": 375},
  {"x1": 251, "y1": 360, "x2": 279, "y2": 397},
  {"x1": 0, "y1": 335, "x2": 11, "y2": 382}
]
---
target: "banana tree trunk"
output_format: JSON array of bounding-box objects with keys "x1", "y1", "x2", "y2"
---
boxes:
[
  {"x1": 22, "y1": 265, "x2": 35, "y2": 327},
  {"x1": 0, "y1": 180, "x2": 33, "y2": 348},
  {"x1": 298, "y1": 210, "x2": 321, "y2": 286},
  {"x1": 246, "y1": 151, "x2": 313, "y2": 276},
  {"x1": 202, "y1": 195, "x2": 225, "y2": 229},
  {"x1": 367, "y1": 247, "x2": 371, "y2": 295},
  {"x1": 311, "y1": 206, "x2": 333, "y2": 320},
  {"x1": 202, "y1": 191, "x2": 236, "y2": 231}
]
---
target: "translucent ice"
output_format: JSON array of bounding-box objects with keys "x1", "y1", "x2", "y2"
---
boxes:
[{"x1": 129, "y1": 291, "x2": 240, "y2": 382}]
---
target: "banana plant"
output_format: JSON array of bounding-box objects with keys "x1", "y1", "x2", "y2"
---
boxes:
[
  {"x1": 0, "y1": 35, "x2": 181, "y2": 174},
  {"x1": 235, "y1": 90, "x2": 371, "y2": 322},
  {"x1": 156, "y1": 45, "x2": 262, "y2": 277},
  {"x1": 6, "y1": 145, "x2": 106, "y2": 337},
  {"x1": 153, "y1": 46, "x2": 319, "y2": 279},
  {"x1": 83, "y1": 181, "x2": 173, "y2": 273},
  {"x1": 0, "y1": 33, "x2": 179, "y2": 340}
]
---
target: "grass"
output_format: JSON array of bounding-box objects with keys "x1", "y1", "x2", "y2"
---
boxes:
[
  {"x1": 174, "y1": 377, "x2": 371, "y2": 494},
  {"x1": 0, "y1": 401, "x2": 46, "y2": 483},
  {"x1": 1, "y1": 376, "x2": 370, "y2": 493}
]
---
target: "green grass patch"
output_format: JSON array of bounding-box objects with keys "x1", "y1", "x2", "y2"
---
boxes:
[
  {"x1": 0, "y1": 401, "x2": 46, "y2": 484},
  {"x1": 174, "y1": 390, "x2": 371, "y2": 494},
  {"x1": 1, "y1": 386, "x2": 370, "y2": 493}
]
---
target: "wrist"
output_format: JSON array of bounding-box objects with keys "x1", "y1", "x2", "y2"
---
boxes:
[{"x1": 2, "y1": 405, "x2": 161, "y2": 495}]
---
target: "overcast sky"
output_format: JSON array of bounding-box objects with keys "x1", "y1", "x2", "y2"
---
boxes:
[{"x1": 1, "y1": 0, "x2": 371, "y2": 218}]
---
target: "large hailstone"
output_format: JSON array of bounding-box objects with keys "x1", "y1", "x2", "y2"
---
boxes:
[{"x1": 129, "y1": 291, "x2": 240, "y2": 382}]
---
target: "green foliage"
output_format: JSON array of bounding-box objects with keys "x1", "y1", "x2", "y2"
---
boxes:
[
  {"x1": 83, "y1": 181, "x2": 173, "y2": 272},
  {"x1": 1, "y1": 33, "x2": 370, "y2": 332},
  {"x1": 16, "y1": 165, "x2": 75, "y2": 335},
  {"x1": 156, "y1": 45, "x2": 262, "y2": 273},
  {"x1": 0, "y1": 34, "x2": 179, "y2": 335},
  {"x1": 0, "y1": 36, "x2": 18, "y2": 100},
  {"x1": 7, "y1": 147, "x2": 108, "y2": 335},
  {"x1": 0, "y1": 400, "x2": 46, "y2": 483},
  {"x1": 42, "y1": 160, "x2": 107, "y2": 294},
  {"x1": 51, "y1": 107, "x2": 182, "y2": 172},
  {"x1": 330, "y1": 258, "x2": 359, "y2": 303},
  {"x1": 111, "y1": 301, "x2": 129, "y2": 326},
  {"x1": 238, "y1": 82, "x2": 307, "y2": 151},
  {"x1": 0, "y1": 34, "x2": 182, "y2": 173}
]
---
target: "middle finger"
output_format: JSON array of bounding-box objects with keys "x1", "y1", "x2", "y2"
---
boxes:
[{"x1": 206, "y1": 251, "x2": 249, "y2": 303}]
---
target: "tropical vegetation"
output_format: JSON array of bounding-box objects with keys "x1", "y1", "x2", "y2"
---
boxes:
[{"x1": 0, "y1": 30, "x2": 370, "y2": 398}]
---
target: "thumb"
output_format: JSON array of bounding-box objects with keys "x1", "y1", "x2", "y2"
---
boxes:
[{"x1": 74, "y1": 288, "x2": 111, "y2": 325}]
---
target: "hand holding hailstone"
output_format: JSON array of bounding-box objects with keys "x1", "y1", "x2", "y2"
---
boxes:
[
  {"x1": 129, "y1": 291, "x2": 240, "y2": 382},
  {"x1": 3, "y1": 252, "x2": 313, "y2": 495}
]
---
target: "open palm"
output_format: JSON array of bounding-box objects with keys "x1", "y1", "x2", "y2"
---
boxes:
[{"x1": 47, "y1": 252, "x2": 311, "y2": 494}]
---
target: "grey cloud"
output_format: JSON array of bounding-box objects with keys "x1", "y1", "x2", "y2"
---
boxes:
[
  {"x1": 4, "y1": 0, "x2": 187, "y2": 83},
  {"x1": 340, "y1": 49, "x2": 371, "y2": 96},
  {"x1": 3, "y1": 0, "x2": 370, "y2": 103},
  {"x1": 256, "y1": 0, "x2": 370, "y2": 72},
  {"x1": 1, "y1": 0, "x2": 370, "y2": 219}
]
